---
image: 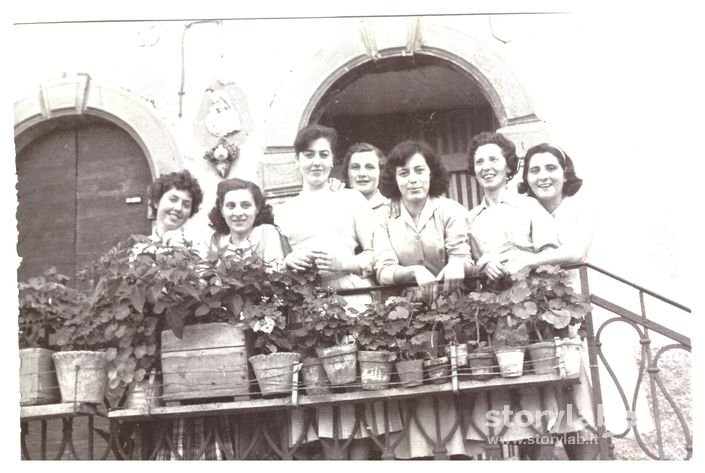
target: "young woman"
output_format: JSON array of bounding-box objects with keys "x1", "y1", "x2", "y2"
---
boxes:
[
  {"x1": 465, "y1": 132, "x2": 567, "y2": 458},
  {"x1": 275, "y1": 124, "x2": 383, "y2": 459},
  {"x1": 341, "y1": 142, "x2": 389, "y2": 213},
  {"x1": 146, "y1": 170, "x2": 203, "y2": 246},
  {"x1": 373, "y1": 140, "x2": 479, "y2": 459},
  {"x1": 206, "y1": 177, "x2": 286, "y2": 271},
  {"x1": 143, "y1": 171, "x2": 233, "y2": 461},
  {"x1": 518, "y1": 143, "x2": 602, "y2": 459}
]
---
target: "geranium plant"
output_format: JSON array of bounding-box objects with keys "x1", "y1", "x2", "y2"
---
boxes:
[
  {"x1": 18, "y1": 267, "x2": 86, "y2": 349},
  {"x1": 355, "y1": 296, "x2": 413, "y2": 352}
]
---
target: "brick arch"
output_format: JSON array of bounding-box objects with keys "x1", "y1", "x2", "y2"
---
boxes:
[
  {"x1": 14, "y1": 74, "x2": 182, "y2": 178},
  {"x1": 265, "y1": 21, "x2": 544, "y2": 150}
]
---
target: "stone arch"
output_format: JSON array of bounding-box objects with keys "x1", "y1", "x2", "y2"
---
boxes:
[
  {"x1": 14, "y1": 74, "x2": 182, "y2": 178},
  {"x1": 264, "y1": 20, "x2": 546, "y2": 151}
]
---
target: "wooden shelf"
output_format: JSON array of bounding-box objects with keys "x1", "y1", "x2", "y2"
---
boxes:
[
  {"x1": 21, "y1": 402, "x2": 107, "y2": 421},
  {"x1": 109, "y1": 372, "x2": 580, "y2": 422}
]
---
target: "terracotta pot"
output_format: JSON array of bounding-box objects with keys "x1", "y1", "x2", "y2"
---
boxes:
[
  {"x1": 52, "y1": 351, "x2": 108, "y2": 404},
  {"x1": 395, "y1": 359, "x2": 424, "y2": 388},
  {"x1": 494, "y1": 347, "x2": 525, "y2": 378},
  {"x1": 358, "y1": 350, "x2": 396, "y2": 391},
  {"x1": 20, "y1": 348, "x2": 60, "y2": 406},
  {"x1": 316, "y1": 343, "x2": 358, "y2": 386},
  {"x1": 467, "y1": 350, "x2": 495, "y2": 380},
  {"x1": 527, "y1": 341, "x2": 557, "y2": 375},
  {"x1": 249, "y1": 352, "x2": 301, "y2": 397},
  {"x1": 301, "y1": 357, "x2": 331, "y2": 395},
  {"x1": 423, "y1": 356, "x2": 450, "y2": 385}
]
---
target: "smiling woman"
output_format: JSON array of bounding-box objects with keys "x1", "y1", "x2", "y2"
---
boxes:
[{"x1": 147, "y1": 170, "x2": 203, "y2": 246}]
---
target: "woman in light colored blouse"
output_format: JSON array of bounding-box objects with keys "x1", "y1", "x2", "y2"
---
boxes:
[
  {"x1": 275, "y1": 124, "x2": 379, "y2": 459},
  {"x1": 206, "y1": 178, "x2": 285, "y2": 271},
  {"x1": 374, "y1": 140, "x2": 480, "y2": 459}
]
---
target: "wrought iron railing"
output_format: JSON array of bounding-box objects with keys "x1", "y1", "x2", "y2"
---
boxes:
[{"x1": 19, "y1": 264, "x2": 692, "y2": 460}]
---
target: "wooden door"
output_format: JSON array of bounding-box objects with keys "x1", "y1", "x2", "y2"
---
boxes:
[{"x1": 16, "y1": 119, "x2": 152, "y2": 283}]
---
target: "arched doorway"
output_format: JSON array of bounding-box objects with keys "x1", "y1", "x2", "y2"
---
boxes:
[
  {"x1": 310, "y1": 53, "x2": 497, "y2": 209},
  {"x1": 16, "y1": 115, "x2": 153, "y2": 282}
]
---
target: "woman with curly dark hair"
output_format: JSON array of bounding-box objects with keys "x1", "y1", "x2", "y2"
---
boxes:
[
  {"x1": 206, "y1": 178, "x2": 285, "y2": 271},
  {"x1": 373, "y1": 140, "x2": 479, "y2": 459},
  {"x1": 375, "y1": 140, "x2": 474, "y2": 303},
  {"x1": 146, "y1": 169, "x2": 203, "y2": 245}
]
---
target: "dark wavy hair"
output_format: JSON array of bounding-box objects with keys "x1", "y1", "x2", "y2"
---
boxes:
[
  {"x1": 518, "y1": 143, "x2": 583, "y2": 197},
  {"x1": 341, "y1": 142, "x2": 386, "y2": 188},
  {"x1": 293, "y1": 124, "x2": 338, "y2": 154},
  {"x1": 208, "y1": 178, "x2": 275, "y2": 235},
  {"x1": 148, "y1": 170, "x2": 203, "y2": 218},
  {"x1": 466, "y1": 131, "x2": 519, "y2": 179},
  {"x1": 380, "y1": 140, "x2": 449, "y2": 199}
]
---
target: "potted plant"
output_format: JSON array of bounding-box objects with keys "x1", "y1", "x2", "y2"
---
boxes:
[
  {"x1": 17, "y1": 267, "x2": 77, "y2": 405},
  {"x1": 463, "y1": 292, "x2": 497, "y2": 380},
  {"x1": 482, "y1": 283, "x2": 528, "y2": 378},
  {"x1": 355, "y1": 297, "x2": 411, "y2": 391},
  {"x1": 528, "y1": 265, "x2": 592, "y2": 376},
  {"x1": 52, "y1": 275, "x2": 109, "y2": 404},
  {"x1": 414, "y1": 296, "x2": 465, "y2": 385}
]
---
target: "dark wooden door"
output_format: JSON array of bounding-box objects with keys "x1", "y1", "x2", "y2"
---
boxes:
[{"x1": 16, "y1": 119, "x2": 152, "y2": 283}]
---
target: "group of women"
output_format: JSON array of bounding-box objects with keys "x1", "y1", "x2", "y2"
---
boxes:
[{"x1": 144, "y1": 123, "x2": 597, "y2": 460}]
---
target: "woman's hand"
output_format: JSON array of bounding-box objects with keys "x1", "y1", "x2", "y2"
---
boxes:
[
  {"x1": 483, "y1": 259, "x2": 508, "y2": 281},
  {"x1": 435, "y1": 259, "x2": 465, "y2": 293},
  {"x1": 285, "y1": 249, "x2": 314, "y2": 271},
  {"x1": 413, "y1": 265, "x2": 438, "y2": 304},
  {"x1": 310, "y1": 250, "x2": 345, "y2": 272}
]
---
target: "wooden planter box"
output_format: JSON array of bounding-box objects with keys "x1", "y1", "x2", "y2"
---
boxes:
[
  {"x1": 161, "y1": 322, "x2": 250, "y2": 403},
  {"x1": 20, "y1": 348, "x2": 60, "y2": 405}
]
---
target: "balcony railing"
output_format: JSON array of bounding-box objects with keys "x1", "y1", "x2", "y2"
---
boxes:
[{"x1": 19, "y1": 264, "x2": 692, "y2": 460}]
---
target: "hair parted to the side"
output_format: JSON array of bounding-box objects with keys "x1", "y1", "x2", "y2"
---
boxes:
[
  {"x1": 380, "y1": 140, "x2": 449, "y2": 199},
  {"x1": 294, "y1": 124, "x2": 338, "y2": 154},
  {"x1": 466, "y1": 131, "x2": 519, "y2": 179},
  {"x1": 518, "y1": 143, "x2": 583, "y2": 197},
  {"x1": 208, "y1": 178, "x2": 275, "y2": 235},
  {"x1": 341, "y1": 142, "x2": 386, "y2": 188},
  {"x1": 148, "y1": 170, "x2": 203, "y2": 217}
]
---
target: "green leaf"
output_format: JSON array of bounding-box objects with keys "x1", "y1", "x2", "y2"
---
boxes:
[
  {"x1": 194, "y1": 304, "x2": 210, "y2": 317},
  {"x1": 115, "y1": 304, "x2": 132, "y2": 320},
  {"x1": 129, "y1": 286, "x2": 146, "y2": 312}
]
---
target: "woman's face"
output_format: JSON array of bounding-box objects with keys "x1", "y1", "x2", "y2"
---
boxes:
[
  {"x1": 472, "y1": 143, "x2": 510, "y2": 191},
  {"x1": 526, "y1": 152, "x2": 565, "y2": 203},
  {"x1": 221, "y1": 188, "x2": 258, "y2": 237},
  {"x1": 156, "y1": 187, "x2": 193, "y2": 232},
  {"x1": 347, "y1": 150, "x2": 381, "y2": 198},
  {"x1": 396, "y1": 153, "x2": 431, "y2": 204},
  {"x1": 297, "y1": 137, "x2": 333, "y2": 190}
]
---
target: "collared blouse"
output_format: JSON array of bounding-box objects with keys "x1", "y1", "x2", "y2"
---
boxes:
[
  {"x1": 207, "y1": 223, "x2": 286, "y2": 272},
  {"x1": 466, "y1": 191, "x2": 559, "y2": 261},
  {"x1": 374, "y1": 196, "x2": 472, "y2": 285}
]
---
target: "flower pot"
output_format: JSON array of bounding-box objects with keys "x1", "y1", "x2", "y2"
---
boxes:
[
  {"x1": 358, "y1": 350, "x2": 396, "y2": 391},
  {"x1": 395, "y1": 359, "x2": 424, "y2": 388},
  {"x1": 316, "y1": 343, "x2": 358, "y2": 387},
  {"x1": 161, "y1": 322, "x2": 250, "y2": 402},
  {"x1": 527, "y1": 341, "x2": 558, "y2": 375},
  {"x1": 558, "y1": 338, "x2": 583, "y2": 377},
  {"x1": 444, "y1": 343, "x2": 469, "y2": 367},
  {"x1": 19, "y1": 348, "x2": 60, "y2": 405},
  {"x1": 494, "y1": 347, "x2": 526, "y2": 378},
  {"x1": 125, "y1": 378, "x2": 163, "y2": 409},
  {"x1": 249, "y1": 352, "x2": 301, "y2": 397},
  {"x1": 52, "y1": 351, "x2": 108, "y2": 404},
  {"x1": 423, "y1": 356, "x2": 450, "y2": 385},
  {"x1": 467, "y1": 350, "x2": 496, "y2": 381},
  {"x1": 301, "y1": 357, "x2": 331, "y2": 395}
]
